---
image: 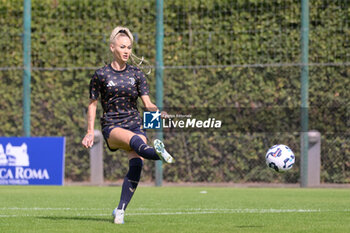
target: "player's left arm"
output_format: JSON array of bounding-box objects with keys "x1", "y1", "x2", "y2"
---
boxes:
[
  {"x1": 140, "y1": 95, "x2": 168, "y2": 117},
  {"x1": 140, "y1": 95, "x2": 158, "y2": 111}
]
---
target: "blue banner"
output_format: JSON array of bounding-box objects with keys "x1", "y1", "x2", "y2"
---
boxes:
[{"x1": 0, "y1": 137, "x2": 65, "y2": 185}]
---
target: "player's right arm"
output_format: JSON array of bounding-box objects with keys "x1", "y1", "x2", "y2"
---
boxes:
[{"x1": 82, "y1": 99, "x2": 98, "y2": 148}]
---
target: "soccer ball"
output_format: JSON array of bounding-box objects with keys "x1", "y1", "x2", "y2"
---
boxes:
[{"x1": 265, "y1": 144, "x2": 295, "y2": 173}]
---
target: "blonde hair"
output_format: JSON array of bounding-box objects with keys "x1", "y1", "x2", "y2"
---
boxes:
[{"x1": 109, "y1": 26, "x2": 151, "y2": 74}]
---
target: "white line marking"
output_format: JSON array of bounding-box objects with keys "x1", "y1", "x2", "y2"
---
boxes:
[
  {"x1": 0, "y1": 207, "x2": 109, "y2": 211},
  {"x1": 127, "y1": 209, "x2": 323, "y2": 216},
  {"x1": 0, "y1": 208, "x2": 349, "y2": 218}
]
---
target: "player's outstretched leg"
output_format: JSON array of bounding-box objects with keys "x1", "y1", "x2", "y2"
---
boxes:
[
  {"x1": 112, "y1": 157, "x2": 143, "y2": 224},
  {"x1": 129, "y1": 135, "x2": 174, "y2": 163}
]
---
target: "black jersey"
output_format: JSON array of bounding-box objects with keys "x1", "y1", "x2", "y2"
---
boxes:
[{"x1": 89, "y1": 63, "x2": 150, "y2": 130}]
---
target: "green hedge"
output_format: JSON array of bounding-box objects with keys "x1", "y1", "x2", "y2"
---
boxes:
[{"x1": 0, "y1": 0, "x2": 349, "y2": 183}]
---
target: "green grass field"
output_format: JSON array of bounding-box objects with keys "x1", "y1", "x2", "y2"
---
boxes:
[{"x1": 0, "y1": 186, "x2": 349, "y2": 233}]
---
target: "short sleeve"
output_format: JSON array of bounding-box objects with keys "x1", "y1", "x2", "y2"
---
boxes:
[
  {"x1": 137, "y1": 69, "x2": 150, "y2": 96},
  {"x1": 89, "y1": 72, "x2": 100, "y2": 100}
]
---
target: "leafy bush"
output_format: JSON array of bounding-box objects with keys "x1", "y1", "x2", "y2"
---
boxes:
[{"x1": 0, "y1": 0, "x2": 349, "y2": 183}]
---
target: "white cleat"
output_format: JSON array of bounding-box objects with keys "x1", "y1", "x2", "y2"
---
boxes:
[
  {"x1": 112, "y1": 208, "x2": 125, "y2": 224},
  {"x1": 154, "y1": 139, "x2": 174, "y2": 163}
]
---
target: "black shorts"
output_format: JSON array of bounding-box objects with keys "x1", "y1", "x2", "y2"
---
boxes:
[{"x1": 101, "y1": 125, "x2": 147, "y2": 152}]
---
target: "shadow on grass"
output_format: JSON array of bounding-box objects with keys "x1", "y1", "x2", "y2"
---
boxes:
[{"x1": 37, "y1": 216, "x2": 111, "y2": 223}]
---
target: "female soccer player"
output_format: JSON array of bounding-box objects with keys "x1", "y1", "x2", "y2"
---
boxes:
[{"x1": 81, "y1": 26, "x2": 174, "y2": 224}]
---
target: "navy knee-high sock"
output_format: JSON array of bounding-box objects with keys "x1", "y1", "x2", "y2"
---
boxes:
[
  {"x1": 129, "y1": 135, "x2": 160, "y2": 160},
  {"x1": 117, "y1": 158, "x2": 143, "y2": 210}
]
